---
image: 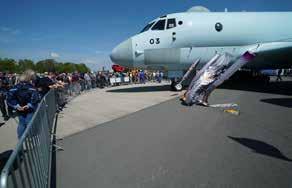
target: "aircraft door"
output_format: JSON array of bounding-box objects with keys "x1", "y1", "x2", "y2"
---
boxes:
[{"x1": 166, "y1": 18, "x2": 178, "y2": 45}]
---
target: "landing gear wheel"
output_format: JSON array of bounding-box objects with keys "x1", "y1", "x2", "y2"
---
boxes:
[
  {"x1": 174, "y1": 83, "x2": 183, "y2": 91},
  {"x1": 171, "y1": 79, "x2": 183, "y2": 91}
]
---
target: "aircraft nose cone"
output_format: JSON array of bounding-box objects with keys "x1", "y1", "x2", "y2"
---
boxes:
[{"x1": 110, "y1": 39, "x2": 133, "y2": 67}]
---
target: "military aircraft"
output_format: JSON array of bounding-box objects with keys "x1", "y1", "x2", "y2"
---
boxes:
[{"x1": 110, "y1": 6, "x2": 292, "y2": 90}]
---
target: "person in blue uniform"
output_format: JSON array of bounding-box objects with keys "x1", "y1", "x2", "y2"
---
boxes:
[{"x1": 7, "y1": 70, "x2": 40, "y2": 139}]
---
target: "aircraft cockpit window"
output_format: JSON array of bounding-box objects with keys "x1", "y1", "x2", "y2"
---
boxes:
[
  {"x1": 140, "y1": 22, "x2": 155, "y2": 33},
  {"x1": 167, "y1": 18, "x2": 176, "y2": 29},
  {"x1": 151, "y1": 19, "x2": 166, "y2": 31}
]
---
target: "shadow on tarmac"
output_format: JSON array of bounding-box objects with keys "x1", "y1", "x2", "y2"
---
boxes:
[
  {"x1": 107, "y1": 79, "x2": 292, "y2": 96},
  {"x1": 261, "y1": 98, "x2": 292, "y2": 108},
  {"x1": 220, "y1": 80, "x2": 292, "y2": 96},
  {"x1": 0, "y1": 122, "x2": 5, "y2": 127},
  {"x1": 107, "y1": 85, "x2": 171, "y2": 93},
  {"x1": 0, "y1": 150, "x2": 13, "y2": 172},
  {"x1": 228, "y1": 136, "x2": 292, "y2": 162}
]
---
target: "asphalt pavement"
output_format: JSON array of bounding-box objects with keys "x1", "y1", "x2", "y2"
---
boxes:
[
  {"x1": 56, "y1": 81, "x2": 181, "y2": 138},
  {"x1": 56, "y1": 79, "x2": 292, "y2": 188}
]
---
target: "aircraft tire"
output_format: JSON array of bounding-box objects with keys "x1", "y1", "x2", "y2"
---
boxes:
[
  {"x1": 170, "y1": 80, "x2": 183, "y2": 91},
  {"x1": 175, "y1": 84, "x2": 183, "y2": 91}
]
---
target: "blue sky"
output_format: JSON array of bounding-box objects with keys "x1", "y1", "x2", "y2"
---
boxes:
[{"x1": 1, "y1": 0, "x2": 292, "y2": 70}]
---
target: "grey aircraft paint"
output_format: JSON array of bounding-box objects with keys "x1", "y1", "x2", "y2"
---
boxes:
[{"x1": 110, "y1": 8, "x2": 292, "y2": 71}]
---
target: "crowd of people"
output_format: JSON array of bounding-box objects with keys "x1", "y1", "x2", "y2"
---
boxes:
[
  {"x1": 0, "y1": 70, "x2": 67, "y2": 139},
  {"x1": 0, "y1": 70, "x2": 110, "y2": 138},
  {"x1": 0, "y1": 69, "x2": 166, "y2": 139},
  {"x1": 112, "y1": 70, "x2": 164, "y2": 84}
]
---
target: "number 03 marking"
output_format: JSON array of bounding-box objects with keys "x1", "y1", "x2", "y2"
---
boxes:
[{"x1": 149, "y1": 38, "x2": 160, "y2": 45}]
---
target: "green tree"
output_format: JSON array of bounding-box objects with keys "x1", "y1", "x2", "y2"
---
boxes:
[
  {"x1": 76, "y1": 63, "x2": 90, "y2": 73},
  {"x1": 18, "y1": 59, "x2": 35, "y2": 72},
  {"x1": 62, "y1": 62, "x2": 76, "y2": 73},
  {"x1": 0, "y1": 58, "x2": 18, "y2": 73},
  {"x1": 0, "y1": 57, "x2": 91, "y2": 73},
  {"x1": 35, "y1": 59, "x2": 56, "y2": 73},
  {"x1": 55, "y1": 62, "x2": 64, "y2": 73}
]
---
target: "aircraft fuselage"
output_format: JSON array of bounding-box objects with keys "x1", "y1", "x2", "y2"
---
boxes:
[{"x1": 111, "y1": 12, "x2": 292, "y2": 71}]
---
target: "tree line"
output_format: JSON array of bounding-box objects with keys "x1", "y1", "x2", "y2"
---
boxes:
[{"x1": 0, "y1": 58, "x2": 91, "y2": 73}]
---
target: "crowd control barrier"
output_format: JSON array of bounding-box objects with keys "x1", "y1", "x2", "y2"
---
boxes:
[
  {"x1": 110, "y1": 76, "x2": 130, "y2": 86},
  {"x1": 0, "y1": 90, "x2": 57, "y2": 188}
]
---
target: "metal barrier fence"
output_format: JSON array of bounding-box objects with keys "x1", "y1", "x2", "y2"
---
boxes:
[{"x1": 0, "y1": 90, "x2": 57, "y2": 188}]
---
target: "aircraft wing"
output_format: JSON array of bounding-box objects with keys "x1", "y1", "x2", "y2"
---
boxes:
[
  {"x1": 241, "y1": 41, "x2": 292, "y2": 69},
  {"x1": 248, "y1": 41, "x2": 292, "y2": 54}
]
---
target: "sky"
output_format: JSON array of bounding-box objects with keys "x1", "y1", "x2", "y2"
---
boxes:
[{"x1": 1, "y1": 0, "x2": 292, "y2": 71}]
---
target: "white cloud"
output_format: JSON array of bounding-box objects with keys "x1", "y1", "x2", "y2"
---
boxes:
[
  {"x1": 50, "y1": 52, "x2": 60, "y2": 58},
  {"x1": 0, "y1": 26, "x2": 21, "y2": 35}
]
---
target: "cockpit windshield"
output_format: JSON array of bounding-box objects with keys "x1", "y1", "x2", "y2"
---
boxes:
[
  {"x1": 151, "y1": 19, "x2": 166, "y2": 30},
  {"x1": 140, "y1": 22, "x2": 155, "y2": 33},
  {"x1": 140, "y1": 18, "x2": 177, "y2": 33}
]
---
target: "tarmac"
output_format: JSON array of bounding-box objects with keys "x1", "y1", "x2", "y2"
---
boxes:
[
  {"x1": 57, "y1": 81, "x2": 181, "y2": 138},
  {"x1": 55, "y1": 77, "x2": 292, "y2": 188},
  {"x1": 0, "y1": 113, "x2": 18, "y2": 153},
  {"x1": 0, "y1": 81, "x2": 180, "y2": 153}
]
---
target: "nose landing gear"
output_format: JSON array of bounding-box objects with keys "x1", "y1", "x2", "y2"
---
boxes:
[
  {"x1": 174, "y1": 83, "x2": 183, "y2": 91},
  {"x1": 171, "y1": 78, "x2": 183, "y2": 91},
  {"x1": 170, "y1": 59, "x2": 201, "y2": 91}
]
